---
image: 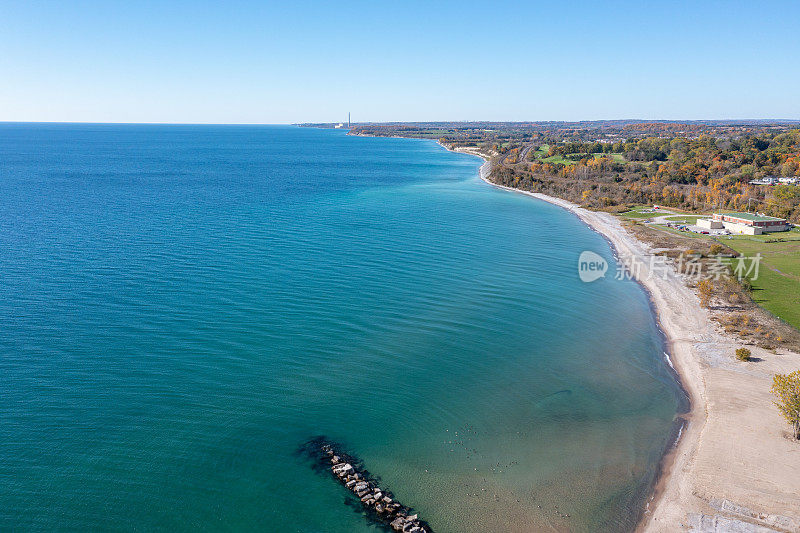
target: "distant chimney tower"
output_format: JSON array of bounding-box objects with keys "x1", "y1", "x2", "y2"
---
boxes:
[{"x1": 348, "y1": 112, "x2": 350, "y2": 127}]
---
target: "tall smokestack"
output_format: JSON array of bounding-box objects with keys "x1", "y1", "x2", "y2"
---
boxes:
[{"x1": 348, "y1": 112, "x2": 350, "y2": 127}]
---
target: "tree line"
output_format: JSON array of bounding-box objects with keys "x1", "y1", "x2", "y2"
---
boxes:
[{"x1": 493, "y1": 131, "x2": 800, "y2": 221}]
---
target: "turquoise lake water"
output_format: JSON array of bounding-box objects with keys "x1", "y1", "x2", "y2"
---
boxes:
[{"x1": 0, "y1": 124, "x2": 683, "y2": 532}]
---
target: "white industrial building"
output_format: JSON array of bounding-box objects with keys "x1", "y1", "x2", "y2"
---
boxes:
[{"x1": 697, "y1": 212, "x2": 789, "y2": 235}]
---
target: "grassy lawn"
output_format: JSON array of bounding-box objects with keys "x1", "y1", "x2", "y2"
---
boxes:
[
  {"x1": 530, "y1": 145, "x2": 571, "y2": 164},
  {"x1": 541, "y1": 154, "x2": 575, "y2": 165},
  {"x1": 724, "y1": 227, "x2": 800, "y2": 243},
  {"x1": 529, "y1": 145, "x2": 625, "y2": 165},
  {"x1": 589, "y1": 152, "x2": 626, "y2": 163},
  {"x1": 619, "y1": 206, "x2": 663, "y2": 219},
  {"x1": 663, "y1": 215, "x2": 705, "y2": 223},
  {"x1": 628, "y1": 220, "x2": 800, "y2": 330},
  {"x1": 531, "y1": 145, "x2": 578, "y2": 165},
  {"x1": 721, "y1": 230, "x2": 800, "y2": 329}
]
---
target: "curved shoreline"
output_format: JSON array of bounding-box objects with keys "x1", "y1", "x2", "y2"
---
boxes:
[
  {"x1": 469, "y1": 157, "x2": 700, "y2": 532},
  {"x1": 335, "y1": 133, "x2": 800, "y2": 531},
  {"x1": 371, "y1": 135, "x2": 800, "y2": 531},
  {"x1": 454, "y1": 151, "x2": 800, "y2": 532}
]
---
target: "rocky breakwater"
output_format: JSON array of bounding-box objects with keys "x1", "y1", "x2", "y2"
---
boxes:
[{"x1": 306, "y1": 437, "x2": 431, "y2": 532}]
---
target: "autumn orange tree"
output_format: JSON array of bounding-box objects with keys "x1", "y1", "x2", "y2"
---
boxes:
[
  {"x1": 697, "y1": 279, "x2": 715, "y2": 307},
  {"x1": 771, "y1": 371, "x2": 800, "y2": 440},
  {"x1": 490, "y1": 127, "x2": 800, "y2": 221}
]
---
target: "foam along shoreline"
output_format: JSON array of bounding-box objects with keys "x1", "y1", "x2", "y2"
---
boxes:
[{"x1": 468, "y1": 155, "x2": 800, "y2": 532}]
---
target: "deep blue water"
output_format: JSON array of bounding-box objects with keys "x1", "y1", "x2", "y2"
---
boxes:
[{"x1": 0, "y1": 124, "x2": 682, "y2": 532}]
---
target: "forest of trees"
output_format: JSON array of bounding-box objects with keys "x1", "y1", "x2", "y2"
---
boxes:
[{"x1": 491, "y1": 130, "x2": 800, "y2": 222}]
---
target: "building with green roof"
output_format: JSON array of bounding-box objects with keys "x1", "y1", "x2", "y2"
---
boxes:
[{"x1": 703, "y1": 212, "x2": 789, "y2": 235}]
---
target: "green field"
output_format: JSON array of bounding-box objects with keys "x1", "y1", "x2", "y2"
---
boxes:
[
  {"x1": 541, "y1": 154, "x2": 575, "y2": 165},
  {"x1": 531, "y1": 144, "x2": 575, "y2": 165},
  {"x1": 589, "y1": 152, "x2": 626, "y2": 163},
  {"x1": 532, "y1": 144, "x2": 575, "y2": 165},
  {"x1": 724, "y1": 227, "x2": 800, "y2": 243},
  {"x1": 635, "y1": 221, "x2": 800, "y2": 328},
  {"x1": 723, "y1": 233, "x2": 800, "y2": 329},
  {"x1": 664, "y1": 215, "x2": 705, "y2": 223},
  {"x1": 619, "y1": 206, "x2": 663, "y2": 219},
  {"x1": 530, "y1": 145, "x2": 625, "y2": 166},
  {"x1": 531, "y1": 145, "x2": 587, "y2": 165}
]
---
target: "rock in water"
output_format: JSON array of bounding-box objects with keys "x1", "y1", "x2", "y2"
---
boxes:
[{"x1": 301, "y1": 436, "x2": 432, "y2": 532}]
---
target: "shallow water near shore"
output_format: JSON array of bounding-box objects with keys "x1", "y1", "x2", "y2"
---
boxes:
[{"x1": 0, "y1": 124, "x2": 682, "y2": 531}]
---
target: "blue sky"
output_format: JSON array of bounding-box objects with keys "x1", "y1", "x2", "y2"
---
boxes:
[{"x1": 1, "y1": 0, "x2": 799, "y2": 123}]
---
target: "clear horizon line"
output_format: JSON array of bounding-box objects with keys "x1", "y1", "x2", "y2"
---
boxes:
[{"x1": 2, "y1": 118, "x2": 800, "y2": 126}]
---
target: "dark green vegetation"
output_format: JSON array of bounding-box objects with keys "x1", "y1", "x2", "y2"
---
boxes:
[
  {"x1": 633, "y1": 221, "x2": 800, "y2": 330},
  {"x1": 722, "y1": 231, "x2": 800, "y2": 329}
]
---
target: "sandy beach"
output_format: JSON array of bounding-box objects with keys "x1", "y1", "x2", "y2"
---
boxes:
[{"x1": 471, "y1": 159, "x2": 800, "y2": 532}]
